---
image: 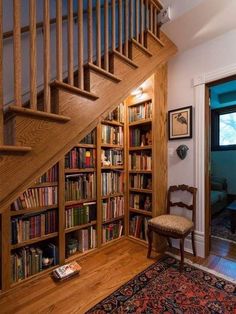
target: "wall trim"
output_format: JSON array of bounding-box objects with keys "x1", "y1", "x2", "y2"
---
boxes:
[{"x1": 194, "y1": 63, "x2": 236, "y2": 258}]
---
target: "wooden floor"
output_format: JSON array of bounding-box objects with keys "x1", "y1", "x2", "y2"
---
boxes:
[
  {"x1": 211, "y1": 236, "x2": 236, "y2": 262},
  {"x1": 1, "y1": 238, "x2": 236, "y2": 314}
]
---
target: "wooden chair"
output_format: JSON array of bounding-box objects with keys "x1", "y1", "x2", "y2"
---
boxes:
[{"x1": 147, "y1": 184, "x2": 197, "y2": 271}]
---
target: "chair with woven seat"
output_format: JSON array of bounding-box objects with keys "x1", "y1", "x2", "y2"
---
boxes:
[{"x1": 147, "y1": 184, "x2": 197, "y2": 271}]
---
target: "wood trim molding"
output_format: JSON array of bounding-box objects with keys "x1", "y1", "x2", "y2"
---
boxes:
[{"x1": 194, "y1": 63, "x2": 236, "y2": 258}]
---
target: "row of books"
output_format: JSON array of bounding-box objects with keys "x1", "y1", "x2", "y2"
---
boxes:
[
  {"x1": 101, "y1": 149, "x2": 123, "y2": 166},
  {"x1": 130, "y1": 194, "x2": 152, "y2": 212},
  {"x1": 66, "y1": 227, "x2": 96, "y2": 256},
  {"x1": 101, "y1": 171, "x2": 124, "y2": 196},
  {"x1": 129, "y1": 153, "x2": 152, "y2": 171},
  {"x1": 105, "y1": 103, "x2": 125, "y2": 123},
  {"x1": 11, "y1": 243, "x2": 58, "y2": 283},
  {"x1": 12, "y1": 187, "x2": 58, "y2": 211},
  {"x1": 80, "y1": 129, "x2": 96, "y2": 145},
  {"x1": 34, "y1": 165, "x2": 58, "y2": 184},
  {"x1": 102, "y1": 221, "x2": 123, "y2": 243},
  {"x1": 130, "y1": 174, "x2": 152, "y2": 190},
  {"x1": 11, "y1": 210, "x2": 57, "y2": 244},
  {"x1": 65, "y1": 148, "x2": 96, "y2": 169},
  {"x1": 65, "y1": 202, "x2": 96, "y2": 229},
  {"x1": 129, "y1": 100, "x2": 152, "y2": 122},
  {"x1": 102, "y1": 196, "x2": 124, "y2": 222},
  {"x1": 101, "y1": 125, "x2": 123, "y2": 145},
  {"x1": 129, "y1": 128, "x2": 152, "y2": 147},
  {"x1": 129, "y1": 215, "x2": 149, "y2": 241},
  {"x1": 65, "y1": 174, "x2": 96, "y2": 201}
]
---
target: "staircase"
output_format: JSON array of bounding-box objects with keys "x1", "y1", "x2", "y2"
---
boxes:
[{"x1": 0, "y1": 0, "x2": 177, "y2": 211}]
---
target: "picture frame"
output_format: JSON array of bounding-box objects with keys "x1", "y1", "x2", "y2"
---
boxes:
[{"x1": 168, "y1": 106, "x2": 192, "y2": 140}]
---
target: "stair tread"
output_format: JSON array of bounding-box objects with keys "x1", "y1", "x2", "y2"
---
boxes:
[
  {"x1": 0, "y1": 145, "x2": 32, "y2": 153},
  {"x1": 52, "y1": 80, "x2": 99, "y2": 100},
  {"x1": 85, "y1": 62, "x2": 121, "y2": 83},
  {"x1": 4, "y1": 106, "x2": 71, "y2": 122},
  {"x1": 111, "y1": 50, "x2": 138, "y2": 69},
  {"x1": 145, "y1": 30, "x2": 164, "y2": 47},
  {"x1": 131, "y1": 39, "x2": 153, "y2": 57}
]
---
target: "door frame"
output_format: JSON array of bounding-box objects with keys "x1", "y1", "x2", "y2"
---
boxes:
[{"x1": 193, "y1": 64, "x2": 236, "y2": 257}]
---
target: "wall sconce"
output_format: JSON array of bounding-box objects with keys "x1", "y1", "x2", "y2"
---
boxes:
[
  {"x1": 131, "y1": 87, "x2": 143, "y2": 98},
  {"x1": 176, "y1": 145, "x2": 189, "y2": 160}
]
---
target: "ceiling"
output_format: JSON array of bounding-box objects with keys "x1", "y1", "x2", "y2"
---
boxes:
[
  {"x1": 210, "y1": 80, "x2": 236, "y2": 109},
  {"x1": 161, "y1": 0, "x2": 236, "y2": 52}
]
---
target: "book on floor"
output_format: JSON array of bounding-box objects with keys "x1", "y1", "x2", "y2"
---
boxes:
[{"x1": 52, "y1": 261, "x2": 81, "y2": 281}]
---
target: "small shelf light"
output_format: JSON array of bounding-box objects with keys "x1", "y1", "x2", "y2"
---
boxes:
[{"x1": 131, "y1": 87, "x2": 143, "y2": 98}]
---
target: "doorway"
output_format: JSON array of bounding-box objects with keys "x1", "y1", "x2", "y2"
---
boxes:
[{"x1": 206, "y1": 76, "x2": 236, "y2": 262}]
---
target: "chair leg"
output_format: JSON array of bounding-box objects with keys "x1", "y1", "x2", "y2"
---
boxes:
[
  {"x1": 167, "y1": 237, "x2": 172, "y2": 248},
  {"x1": 191, "y1": 231, "x2": 196, "y2": 256},
  {"x1": 179, "y1": 238, "x2": 185, "y2": 272},
  {"x1": 147, "y1": 227, "x2": 153, "y2": 258}
]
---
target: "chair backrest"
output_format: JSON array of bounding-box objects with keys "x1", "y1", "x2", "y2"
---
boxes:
[{"x1": 167, "y1": 184, "x2": 197, "y2": 225}]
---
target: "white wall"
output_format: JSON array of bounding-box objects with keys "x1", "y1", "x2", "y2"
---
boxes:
[
  {"x1": 212, "y1": 151, "x2": 236, "y2": 195},
  {"x1": 167, "y1": 28, "x2": 236, "y2": 256}
]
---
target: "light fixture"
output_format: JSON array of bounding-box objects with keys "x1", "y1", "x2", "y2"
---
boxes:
[{"x1": 131, "y1": 87, "x2": 143, "y2": 98}]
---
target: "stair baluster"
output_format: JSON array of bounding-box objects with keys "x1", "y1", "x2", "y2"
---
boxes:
[
  {"x1": 104, "y1": 0, "x2": 109, "y2": 71},
  {"x1": 0, "y1": 0, "x2": 3, "y2": 144},
  {"x1": 67, "y1": 0, "x2": 74, "y2": 86},
  {"x1": 78, "y1": 0, "x2": 84, "y2": 89},
  {"x1": 96, "y1": 0, "x2": 101, "y2": 68},
  {"x1": 43, "y1": 0, "x2": 51, "y2": 112},
  {"x1": 111, "y1": 0, "x2": 116, "y2": 52},
  {"x1": 29, "y1": 0, "x2": 37, "y2": 110},
  {"x1": 118, "y1": 0, "x2": 123, "y2": 54},
  {"x1": 56, "y1": 0, "x2": 63, "y2": 82},
  {"x1": 124, "y1": 0, "x2": 129, "y2": 57},
  {"x1": 87, "y1": 0, "x2": 93, "y2": 64}
]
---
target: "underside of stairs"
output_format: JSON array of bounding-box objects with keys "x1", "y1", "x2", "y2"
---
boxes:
[{"x1": 0, "y1": 2, "x2": 177, "y2": 211}]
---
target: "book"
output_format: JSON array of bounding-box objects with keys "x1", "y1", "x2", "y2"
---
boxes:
[{"x1": 53, "y1": 261, "x2": 81, "y2": 281}]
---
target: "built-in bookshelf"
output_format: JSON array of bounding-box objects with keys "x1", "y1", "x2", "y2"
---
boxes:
[
  {"x1": 2, "y1": 74, "x2": 167, "y2": 291},
  {"x1": 127, "y1": 98, "x2": 154, "y2": 243}
]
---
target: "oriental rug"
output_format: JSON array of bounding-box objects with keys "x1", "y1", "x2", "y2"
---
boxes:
[{"x1": 86, "y1": 255, "x2": 236, "y2": 314}]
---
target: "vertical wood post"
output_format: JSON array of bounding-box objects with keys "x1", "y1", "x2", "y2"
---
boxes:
[
  {"x1": 67, "y1": 0, "x2": 74, "y2": 85},
  {"x1": 111, "y1": 0, "x2": 116, "y2": 51},
  {"x1": 56, "y1": 0, "x2": 63, "y2": 81},
  {"x1": 118, "y1": 0, "x2": 122, "y2": 53},
  {"x1": 44, "y1": 0, "x2": 51, "y2": 112},
  {"x1": 130, "y1": 0, "x2": 133, "y2": 39},
  {"x1": 140, "y1": 0, "x2": 144, "y2": 45},
  {"x1": 13, "y1": 0, "x2": 22, "y2": 106},
  {"x1": 1, "y1": 210, "x2": 11, "y2": 291},
  {"x1": 0, "y1": 0, "x2": 3, "y2": 144},
  {"x1": 96, "y1": 0, "x2": 101, "y2": 68},
  {"x1": 135, "y1": 0, "x2": 139, "y2": 41},
  {"x1": 150, "y1": 2, "x2": 153, "y2": 32},
  {"x1": 145, "y1": 0, "x2": 149, "y2": 31},
  {"x1": 153, "y1": 7, "x2": 157, "y2": 36},
  {"x1": 87, "y1": 0, "x2": 93, "y2": 63},
  {"x1": 78, "y1": 0, "x2": 84, "y2": 89},
  {"x1": 58, "y1": 160, "x2": 65, "y2": 265},
  {"x1": 29, "y1": 0, "x2": 37, "y2": 110},
  {"x1": 104, "y1": 0, "x2": 109, "y2": 70},
  {"x1": 96, "y1": 125, "x2": 102, "y2": 248},
  {"x1": 124, "y1": 0, "x2": 129, "y2": 56}
]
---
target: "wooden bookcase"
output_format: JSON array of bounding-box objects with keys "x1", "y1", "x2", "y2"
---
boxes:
[{"x1": 0, "y1": 70, "x2": 167, "y2": 291}]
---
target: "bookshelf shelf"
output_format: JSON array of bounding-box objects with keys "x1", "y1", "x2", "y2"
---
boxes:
[
  {"x1": 129, "y1": 170, "x2": 152, "y2": 174},
  {"x1": 76, "y1": 144, "x2": 96, "y2": 149},
  {"x1": 10, "y1": 205, "x2": 58, "y2": 216},
  {"x1": 127, "y1": 98, "x2": 152, "y2": 107},
  {"x1": 129, "y1": 208, "x2": 152, "y2": 217},
  {"x1": 101, "y1": 144, "x2": 123, "y2": 149},
  {"x1": 65, "y1": 199, "x2": 97, "y2": 206},
  {"x1": 101, "y1": 166, "x2": 123, "y2": 170},
  {"x1": 129, "y1": 119, "x2": 152, "y2": 127},
  {"x1": 11, "y1": 232, "x2": 59, "y2": 250},
  {"x1": 65, "y1": 221, "x2": 97, "y2": 234},
  {"x1": 101, "y1": 120, "x2": 124, "y2": 127},
  {"x1": 128, "y1": 235, "x2": 147, "y2": 246},
  {"x1": 65, "y1": 248, "x2": 97, "y2": 263},
  {"x1": 129, "y1": 146, "x2": 152, "y2": 151},
  {"x1": 65, "y1": 168, "x2": 96, "y2": 174},
  {"x1": 101, "y1": 235, "x2": 125, "y2": 247},
  {"x1": 129, "y1": 188, "x2": 152, "y2": 194},
  {"x1": 31, "y1": 182, "x2": 58, "y2": 188},
  {"x1": 101, "y1": 192, "x2": 124, "y2": 200},
  {"x1": 102, "y1": 215, "x2": 124, "y2": 224}
]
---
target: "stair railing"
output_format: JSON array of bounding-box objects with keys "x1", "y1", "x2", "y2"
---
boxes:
[{"x1": 0, "y1": 0, "x2": 163, "y2": 145}]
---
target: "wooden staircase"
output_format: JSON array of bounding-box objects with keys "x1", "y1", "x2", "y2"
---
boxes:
[{"x1": 0, "y1": 0, "x2": 177, "y2": 211}]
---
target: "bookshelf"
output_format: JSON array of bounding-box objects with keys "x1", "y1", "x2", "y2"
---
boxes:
[{"x1": 1, "y1": 73, "x2": 167, "y2": 291}]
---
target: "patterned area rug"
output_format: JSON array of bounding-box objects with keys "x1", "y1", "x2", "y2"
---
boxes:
[
  {"x1": 86, "y1": 256, "x2": 236, "y2": 314},
  {"x1": 211, "y1": 210, "x2": 236, "y2": 242}
]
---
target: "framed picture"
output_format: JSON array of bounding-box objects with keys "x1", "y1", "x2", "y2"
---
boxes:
[{"x1": 168, "y1": 106, "x2": 192, "y2": 140}]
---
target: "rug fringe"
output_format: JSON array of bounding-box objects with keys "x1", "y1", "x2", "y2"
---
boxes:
[{"x1": 165, "y1": 251, "x2": 236, "y2": 284}]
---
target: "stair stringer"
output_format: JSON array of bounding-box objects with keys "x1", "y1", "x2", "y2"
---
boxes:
[{"x1": 0, "y1": 32, "x2": 177, "y2": 211}]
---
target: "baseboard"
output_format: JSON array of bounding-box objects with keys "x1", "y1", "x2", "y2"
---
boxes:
[{"x1": 171, "y1": 231, "x2": 205, "y2": 258}]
